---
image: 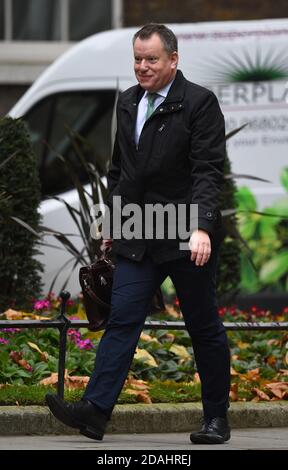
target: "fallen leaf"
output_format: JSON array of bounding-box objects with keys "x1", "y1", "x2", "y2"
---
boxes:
[
  {"x1": 4, "y1": 309, "x2": 25, "y2": 320},
  {"x1": 125, "y1": 377, "x2": 150, "y2": 391},
  {"x1": 163, "y1": 333, "x2": 175, "y2": 342},
  {"x1": 164, "y1": 304, "x2": 182, "y2": 319},
  {"x1": 39, "y1": 372, "x2": 61, "y2": 386},
  {"x1": 39, "y1": 371, "x2": 89, "y2": 389},
  {"x1": 125, "y1": 389, "x2": 152, "y2": 404},
  {"x1": 237, "y1": 341, "x2": 250, "y2": 350},
  {"x1": 140, "y1": 333, "x2": 160, "y2": 344},
  {"x1": 134, "y1": 348, "x2": 158, "y2": 367},
  {"x1": 246, "y1": 368, "x2": 261, "y2": 381},
  {"x1": 252, "y1": 388, "x2": 270, "y2": 401},
  {"x1": 265, "y1": 382, "x2": 288, "y2": 399},
  {"x1": 65, "y1": 375, "x2": 89, "y2": 389},
  {"x1": 267, "y1": 339, "x2": 281, "y2": 346},
  {"x1": 230, "y1": 367, "x2": 239, "y2": 376},
  {"x1": 265, "y1": 355, "x2": 277, "y2": 366},
  {"x1": 9, "y1": 351, "x2": 32, "y2": 371},
  {"x1": 31, "y1": 314, "x2": 52, "y2": 320},
  {"x1": 169, "y1": 344, "x2": 191, "y2": 361},
  {"x1": 4, "y1": 309, "x2": 51, "y2": 320},
  {"x1": 229, "y1": 383, "x2": 238, "y2": 401},
  {"x1": 27, "y1": 342, "x2": 49, "y2": 362},
  {"x1": 27, "y1": 342, "x2": 42, "y2": 354}
]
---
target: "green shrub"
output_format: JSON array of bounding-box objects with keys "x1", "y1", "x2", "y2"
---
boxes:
[
  {"x1": 236, "y1": 167, "x2": 288, "y2": 292},
  {"x1": 0, "y1": 117, "x2": 43, "y2": 310}
]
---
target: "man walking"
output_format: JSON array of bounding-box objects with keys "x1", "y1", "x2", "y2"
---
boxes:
[{"x1": 46, "y1": 23, "x2": 231, "y2": 445}]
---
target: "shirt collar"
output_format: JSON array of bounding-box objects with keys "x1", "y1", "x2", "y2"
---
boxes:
[{"x1": 144, "y1": 78, "x2": 175, "y2": 99}]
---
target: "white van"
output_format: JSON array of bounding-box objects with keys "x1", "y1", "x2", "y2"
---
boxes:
[{"x1": 9, "y1": 19, "x2": 288, "y2": 294}]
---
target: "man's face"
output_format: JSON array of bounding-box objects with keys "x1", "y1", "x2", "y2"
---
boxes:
[{"x1": 133, "y1": 33, "x2": 178, "y2": 92}]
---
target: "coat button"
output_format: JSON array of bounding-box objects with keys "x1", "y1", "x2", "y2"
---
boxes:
[
  {"x1": 159, "y1": 108, "x2": 163, "y2": 112},
  {"x1": 206, "y1": 211, "x2": 213, "y2": 218},
  {"x1": 132, "y1": 253, "x2": 136, "y2": 257}
]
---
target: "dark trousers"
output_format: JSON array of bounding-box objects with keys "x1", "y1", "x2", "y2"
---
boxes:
[{"x1": 83, "y1": 249, "x2": 231, "y2": 419}]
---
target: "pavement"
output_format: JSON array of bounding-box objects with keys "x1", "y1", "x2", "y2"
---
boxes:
[
  {"x1": 0, "y1": 401, "x2": 287, "y2": 451},
  {"x1": 0, "y1": 428, "x2": 288, "y2": 450}
]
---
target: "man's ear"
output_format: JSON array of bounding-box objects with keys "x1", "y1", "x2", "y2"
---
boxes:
[{"x1": 171, "y1": 51, "x2": 178, "y2": 69}]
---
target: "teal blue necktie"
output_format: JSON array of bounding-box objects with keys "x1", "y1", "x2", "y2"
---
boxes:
[{"x1": 145, "y1": 93, "x2": 158, "y2": 120}]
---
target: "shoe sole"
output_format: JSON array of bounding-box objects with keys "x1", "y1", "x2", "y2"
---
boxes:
[
  {"x1": 190, "y1": 432, "x2": 231, "y2": 445},
  {"x1": 80, "y1": 427, "x2": 104, "y2": 441},
  {"x1": 46, "y1": 394, "x2": 103, "y2": 441},
  {"x1": 46, "y1": 394, "x2": 80, "y2": 429}
]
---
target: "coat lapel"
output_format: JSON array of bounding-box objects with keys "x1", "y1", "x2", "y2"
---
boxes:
[
  {"x1": 119, "y1": 85, "x2": 144, "y2": 146},
  {"x1": 120, "y1": 86, "x2": 144, "y2": 122}
]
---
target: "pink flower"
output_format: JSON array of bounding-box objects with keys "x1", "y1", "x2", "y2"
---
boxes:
[
  {"x1": 77, "y1": 339, "x2": 94, "y2": 350},
  {"x1": 33, "y1": 299, "x2": 51, "y2": 310},
  {"x1": 67, "y1": 329, "x2": 94, "y2": 350},
  {"x1": 0, "y1": 328, "x2": 21, "y2": 334},
  {"x1": 67, "y1": 329, "x2": 81, "y2": 343},
  {"x1": 0, "y1": 338, "x2": 9, "y2": 345}
]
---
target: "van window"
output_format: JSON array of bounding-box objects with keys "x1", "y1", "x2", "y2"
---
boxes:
[{"x1": 24, "y1": 90, "x2": 116, "y2": 198}]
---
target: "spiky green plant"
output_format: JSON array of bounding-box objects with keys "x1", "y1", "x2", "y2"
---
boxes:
[{"x1": 13, "y1": 127, "x2": 108, "y2": 292}]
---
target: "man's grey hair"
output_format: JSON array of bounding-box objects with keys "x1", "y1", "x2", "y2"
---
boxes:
[{"x1": 133, "y1": 23, "x2": 178, "y2": 54}]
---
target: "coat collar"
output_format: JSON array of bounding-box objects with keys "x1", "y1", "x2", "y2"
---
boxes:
[
  {"x1": 121, "y1": 69, "x2": 186, "y2": 108},
  {"x1": 163, "y1": 69, "x2": 186, "y2": 104}
]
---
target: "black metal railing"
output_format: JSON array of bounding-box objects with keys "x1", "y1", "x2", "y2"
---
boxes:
[{"x1": 1, "y1": 291, "x2": 288, "y2": 398}]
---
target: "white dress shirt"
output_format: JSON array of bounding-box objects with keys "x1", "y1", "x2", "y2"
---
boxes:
[{"x1": 135, "y1": 80, "x2": 174, "y2": 146}]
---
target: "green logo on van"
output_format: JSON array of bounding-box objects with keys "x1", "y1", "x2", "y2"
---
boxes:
[{"x1": 210, "y1": 48, "x2": 288, "y2": 82}]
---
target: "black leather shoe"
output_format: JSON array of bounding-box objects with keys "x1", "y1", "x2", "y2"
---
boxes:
[
  {"x1": 190, "y1": 417, "x2": 230, "y2": 444},
  {"x1": 45, "y1": 393, "x2": 107, "y2": 441}
]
